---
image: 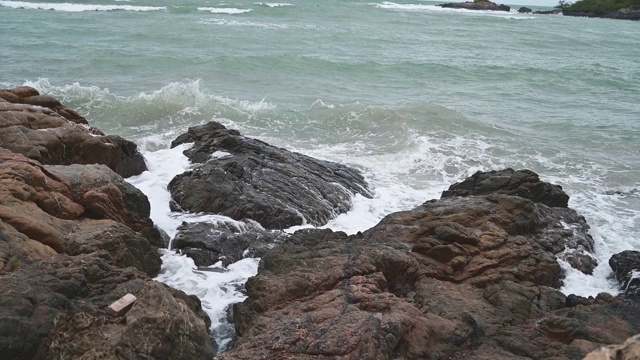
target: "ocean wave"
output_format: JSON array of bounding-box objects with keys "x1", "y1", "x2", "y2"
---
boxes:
[
  {"x1": 254, "y1": 2, "x2": 293, "y2": 7},
  {"x1": 197, "y1": 18, "x2": 289, "y2": 29},
  {"x1": 197, "y1": 7, "x2": 251, "y2": 14},
  {"x1": 0, "y1": 0, "x2": 164, "y2": 12},
  {"x1": 371, "y1": 1, "x2": 534, "y2": 19}
]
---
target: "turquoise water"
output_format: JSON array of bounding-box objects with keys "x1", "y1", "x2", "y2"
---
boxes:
[{"x1": 2, "y1": 0, "x2": 640, "y2": 296}]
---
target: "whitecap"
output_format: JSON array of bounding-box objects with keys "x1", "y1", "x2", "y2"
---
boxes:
[
  {"x1": 0, "y1": 1, "x2": 164, "y2": 12},
  {"x1": 254, "y1": 2, "x2": 293, "y2": 7},
  {"x1": 197, "y1": 7, "x2": 251, "y2": 14}
]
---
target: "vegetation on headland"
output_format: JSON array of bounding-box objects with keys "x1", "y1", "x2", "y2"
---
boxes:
[{"x1": 557, "y1": 0, "x2": 640, "y2": 14}]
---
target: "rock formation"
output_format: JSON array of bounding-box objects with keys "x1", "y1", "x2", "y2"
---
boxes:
[
  {"x1": 0, "y1": 86, "x2": 146, "y2": 177},
  {"x1": 172, "y1": 220, "x2": 288, "y2": 267},
  {"x1": 518, "y1": 6, "x2": 532, "y2": 13},
  {"x1": 168, "y1": 121, "x2": 371, "y2": 229},
  {"x1": 609, "y1": 250, "x2": 640, "y2": 296},
  {"x1": 215, "y1": 170, "x2": 639, "y2": 360},
  {"x1": 440, "y1": 0, "x2": 510, "y2": 12},
  {"x1": 0, "y1": 88, "x2": 214, "y2": 360}
]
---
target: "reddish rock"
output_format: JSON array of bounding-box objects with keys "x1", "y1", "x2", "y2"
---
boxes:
[
  {"x1": 216, "y1": 170, "x2": 638, "y2": 360},
  {"x1": 0, "y1": 86, "x2": 146, "y2": 177}
]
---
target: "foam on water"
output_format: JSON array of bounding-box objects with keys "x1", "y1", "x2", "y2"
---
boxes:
[
  {"x1": 371, "y1": 1, "x2": 536, "y2": 19},
  {"x1": 126, "y1": 140, "x2": 261, "y2": 351},
  {"x1": 254, "y1": 2, "x2": 292, "y2": 7},
  {"x1": 0, "y1": 1, "x2": 164, "y2": 12},
  {"x1": 197, "y1": 7, "x2": 251, "y2": 14},
  {"x1": 197, "y1": 17, "x2": 289, "y2": 28}
]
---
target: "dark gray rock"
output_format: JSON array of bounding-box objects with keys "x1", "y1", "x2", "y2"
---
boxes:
[
  {"x1": 0, "y1": 253, "x2": 214, "y2": 360},
  {"x1": 168, "y1": 121, "x2": 371, "y2": 229},
  {"x1": 518, "y1": 6, "x2": 532, "y2": 13},
  {"x1": 609, "y1": 250, "x2": 640, "y2": 296},
  {"x1": 440, "y1": 0, "x2": 510, "y2": 12},
  {"x1": 442, "y1": 168, "x2": 570, "y2": 208},
  {"x1": 173, "y1": 221, "x2": 288, "y2": 267}
]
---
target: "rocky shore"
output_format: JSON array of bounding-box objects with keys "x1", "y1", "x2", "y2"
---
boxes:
[
  {"x1": 0, "y1": 87, "x2": 214, "y2": 359},
  {"x1": 1, "y1": 87, "x2": 639, "y2": 359},
  {"x1": 562, "y1": 7, "x2": 640, "y2": 20}
]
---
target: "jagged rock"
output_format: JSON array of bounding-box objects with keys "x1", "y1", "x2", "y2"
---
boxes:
[
  {"x1": 0, "y1": 150, "x2": 162, "y2": 275},
  {"x1": 168, "y1": 121, "x2": 371, "y2": 229},
  {"x1": 440, "y1": 0, "x2": 510, "y2": 12},
  {"x1": 173, "y1": 221, "x2": 288, "y2": 267},
  {"x1": 0, "y1": 253, "x2": 214, "y2": 360},
  {"x1": 442, "y1": 168, "x2": 570, "y2": 207},
  {"x1": 216, "y1": 170, "x2": 625, "y2": 360},
  {"x1": 609, "y1": 250, "x2": 640, "y2": 296},
  {"x1": 518, "y1": 6, "x2": 532, "y2": 13},
  {"x1": 0, "y1": 86, "x2": 146, "y2": 177}
]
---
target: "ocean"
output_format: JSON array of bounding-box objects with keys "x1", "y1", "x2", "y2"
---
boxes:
[{"x1": 1, "y1": 0, "x2": 639, "y2": 351}]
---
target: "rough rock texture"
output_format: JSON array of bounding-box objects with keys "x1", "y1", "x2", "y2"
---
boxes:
[
  {"x1": 584, "y1": 334, "x2": 640, "y2": 360},
  {"x1": 215, "y1": 170, "x2": 630, "y2": 360},
  {"x1": 0, "y1": 150, "x2": 162, "y2": 275},
  {"x1": 442, "y1": 168, "x2": 569, "y2": 208},
  {"x1": 440, "y1": 0, "x2": 510, "y2": 12},
  {"x1": 0, "y1": 86, "x2": 146, "y2": 177},
  {"x1": 0, "y1": 253, "x2": 214, "y2": 360},
  {"x1": 518, "y1": 6, "x2": 532, "y2": 12},
  {"x1": 609, "y1": 250, "x2": 640, "y2": 296},
  {"x1": 168, "y1": 121, "x2": 372, "y2": 229},
  {"x1": 173, "y1": 221, "x2": 288, "y2": 267},
  {"x1": 0, "y1": 94, "x2": 215, "y2": 360}
]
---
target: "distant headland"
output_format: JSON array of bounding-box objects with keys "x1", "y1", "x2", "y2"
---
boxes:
[{"x1": 438, "y1": 0, "x2": 640, "y2": 20}]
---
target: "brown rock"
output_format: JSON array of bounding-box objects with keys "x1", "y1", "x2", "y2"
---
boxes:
[
  {"x1": 0, "y1": 253, "x2": 214, "y2": 360},
  {"x1": 0, "y1": 86, "x2": 146, "y2": 177},
  {"x1": 217, "y1": 170, "x2": 637, "y2": 360}
]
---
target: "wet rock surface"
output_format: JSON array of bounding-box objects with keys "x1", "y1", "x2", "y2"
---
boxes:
[
  {"x1": 442, "y1": 168, "x2": 570, "y2": 208},
  {"x1": 0, "y1": 90, "x2": 215, "y2": 360},
  {"x1": 609, "y1": 250, "x2": 640, "y2": 296},
  {"x1": 173, "y1": 221, "x2": 288, "y2": 267},
  {"x1": 168, "y1": 121, "x2": 371, "y2": 229},
  {"x1": 215, "y1": 170, "x2": 640, "y2": 360},
  {"x1": 0, "y1": 86, "x2": 146, "y2": 177}
]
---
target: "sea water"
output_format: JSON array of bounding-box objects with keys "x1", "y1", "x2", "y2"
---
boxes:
[{"x1": 1, "y1": 0, "x2": 639, "y2": 351}]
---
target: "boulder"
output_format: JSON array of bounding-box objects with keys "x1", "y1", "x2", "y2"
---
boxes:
[
  {"x1": 0, "y1": 86, "x2": 146, "y2": 177},
  {"x1": 518, "y1": 6, "x2": 532, "y2": 13},
  {"x1": 0, "y1": 150, "x2": 162, "y2": 275},
  {"x1": 0, "y1": 253, "x2": 214, "y2": 360},
  {"x1": 215, "y1": 170, "x2": 627, "y2": 360},
  {"x1": 609, "y1": 250, "x2": 640, "y2": 296},
  {"x1": 442, "y1": 168, "x2": 569, "y2": 207},
  {"x1": 168, "y1": 121, "x2": 371, "y2": 229},
  {"x1": 440, "y1": 0, "x2": 510, "y2": 12},
  {"x1": 173, "y1": 221, "x2": 288, "y2": 267}
]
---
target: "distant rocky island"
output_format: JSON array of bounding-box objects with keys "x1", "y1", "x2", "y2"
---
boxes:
[
  {"x1": 439, "y1": 0, "x2": 639, "y2": 20},
  {"x1": 561, "y1": 0, "x2": 640, "y2": 20},
  {"x1": 439, "y1": 0, "x2": 510, "y2": 12}
]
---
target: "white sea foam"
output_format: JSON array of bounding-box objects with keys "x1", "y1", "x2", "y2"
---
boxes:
[
  {"x1": 0, "y1": 0, "x2": 164, "y2": 12},
  {"x1": 197, "y1": 17, "x2": 289, "y2": 29},
  {"x1": 197, "y1": 7, "x2": 251, "y2": 14},
  {"x1": 254, "y1": 2, "x2": 293, "y2": 7},
  {"x1": 155, "y1": 252, "x2": 259, "y2": 352},
  {"x1": 371, "y1": 1, "x2": 535, "y2": 19},
  {"x1": 127, "y1": 141, "x2": 260, "y2": 351}
]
